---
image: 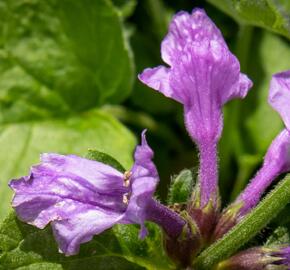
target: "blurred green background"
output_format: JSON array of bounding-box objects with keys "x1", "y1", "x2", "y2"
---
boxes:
[{"x1": 0, "y1": 0, "x2": 289, "y2": 221}]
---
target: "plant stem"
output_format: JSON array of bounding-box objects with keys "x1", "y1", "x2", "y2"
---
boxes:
[{"x1": 194, "y1": 174, "x2": 290, "y2": 269}]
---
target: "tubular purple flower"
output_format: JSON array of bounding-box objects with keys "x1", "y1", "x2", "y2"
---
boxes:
[
  {"x1": 237, "y1": 70, "x2": 290, "y2": 215},
  {"x1": 217, "y1": 246, "x2": 290, "y2": 270},
  {"x1": 269, "y1": 70, "x2": 290, "y2": 131},
  {"x1": 215, "y1": 71, "x2": 290, "y2": 240},
  {"x1": 9, "y1": 131, "x2": 185, "y2": 255},
  {"x1": 138, "y1": 9, "x2": 252, "y2": 209}
]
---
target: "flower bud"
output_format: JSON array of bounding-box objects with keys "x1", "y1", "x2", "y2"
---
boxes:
[{"x1": 217, "y1": 246, "x2": 290, "y2": 270}]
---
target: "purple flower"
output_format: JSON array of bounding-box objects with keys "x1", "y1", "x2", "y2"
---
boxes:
[
  {"x1": 217, "y1": 246, "x2": 290, "y2": 270},
  {"x1": 215, "y1": 71, "x2": 290, "y2": 239},
  {"x1": 10, "y1": 132, "x2": 174, "y2": 255},
  {"x1": 138, "y1": 9, "x2": 252, "y2": 145},
  {"x1": 269, "y1": 70, "x2": 290, "y2": 131},
  {"x1": 237, "y1": 70, "x2": 290, "y2": 214},
  {"x1": 138, "y1": 9, "x2": 252, "y2": 211}
]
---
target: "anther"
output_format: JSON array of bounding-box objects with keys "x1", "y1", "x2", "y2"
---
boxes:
[
  {"x1": 123, "y1": 171, "x2": 132, "y2": 187},
  {"x1": 123, "y1": 193, "x2": 129, "y2": 205}
]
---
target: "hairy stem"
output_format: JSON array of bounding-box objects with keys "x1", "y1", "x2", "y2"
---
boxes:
[{"x1": 194, "y1": 174, "x2": 290, "y2": 270}]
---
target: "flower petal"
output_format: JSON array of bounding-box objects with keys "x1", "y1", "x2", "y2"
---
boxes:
[
  {"x1": 52, "y1": 206, "x2": 123, "y2": 255},
  {"x1": 222, "y1": 73, "x2": 253, "y2": 105},
  {"x1": 264, "y1": 129, "x2": 290, "y2": 173},
  {"x1": 139, "y1": 9, "x2": 252, "y2": 143},
  {"x1": 124, "y1": 131, "x2": 159, "y2": 237},
  {"x1": 269, "y1": 70, "x2": 290, "y2": 130},
  {"x1": 161, "y1": 9, "x2": 224, "y2": 66},
  {"x1": 40, "y1": 153, "x2": 124, "y2": 192},
  {"x1": 232, "y1": 130, "x2": 290, "y2": 218},
  {"x1": 9, "y1": 154, "x2": 126, "y2": 228},
  {"x1": 132, "y1": 130, "x2": 158, "y2": 180},
  {"x1": 138, "y1": 66, "x2": 181, "y2": 103}
]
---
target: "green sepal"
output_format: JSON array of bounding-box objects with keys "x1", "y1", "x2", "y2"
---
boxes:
[
  {"x1": 195, "y1": 174, "x2": 290, "y2": 270},
  {"x1": 168, "y1": 169, "x2": 195, "y2": 204},
  {"x1": 179, "y1": 211, "x2": 201, "y2": 240},
  {"x1": 213, "y1": 202, "x2": 243, "y2": 241}
]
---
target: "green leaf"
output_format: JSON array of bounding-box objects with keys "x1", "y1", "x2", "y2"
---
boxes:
[
  {"x1": 266, "y1": 226, "x2": 290, "y2": 246},
  {"x1": 0, "y1": 110, "x2": 136, "y2": 220},
  {"x1": 130, "y1": 33, "x2": 176, "y2": 115},
  {"x1": 208, "y1": 0, "x2": 290, "y2": 39},
  {"x1": 111, "y1": 0, "x2": 137, "y2": 18},
  {"x1": 0, "y1": 212, "x2": 143, "y2": 270},
  {"x1": 0, "y1": 212, "x2": 172, "y2": 270},
  {"x1": 168, "y1": 169, "x2": 194, "y2": 204},
  {"x1": 0, "y1": 0, "x2": 134, "y2": 120},
  {"x1": 195, "y1": 174, "x2": 290, "y2": 269},
  {"x1": 86, "y1": 149, "x2": 126, "y2": 172},
  {"x1": 246, "y1": 32, "x2": 290, "y2": 154},
  {"x1": 113, "y1": 224, "x2": 173, "y2": 269}
]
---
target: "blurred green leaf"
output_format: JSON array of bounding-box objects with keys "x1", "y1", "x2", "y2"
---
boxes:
[
  {"x1": 0, "y1": 55, "x2": 71, "y2": 123},
  {"x1": 0, "y1": 110, "x2": 136, "y2": 220},
  {"x1": 246, "y1": 32, "x2": 290, "y2": 154},
  {"x1": 0, "y1": 0, "x2": 134, "y2": 121},
  {"x1": 112, "y1": 0, "x2": 137, "y2": 18},
  {"x1": 168, "y1": 169, "x2": 194, "y2": 204},
  {"x1": 273, "y1": 204, "x2": 290, "y2": 227},
  {"x1": 86, "y1": 149, "x2": 126, "y2": 172},
  {"x1": 0, "y1": 212, "x2": 171, "y2": 270},
  {"x1": 208, "y1": 0, "x2": 290, "y2": 39},
  {"x1": 113, "y1": 224, "x2": 172, "y2": 269},
  {"x1": 130, "y1": 33, "x2": 176, "y2": 115},
  {"x1": 266, "y1": 226, "x2": 290, "y2": 246}
]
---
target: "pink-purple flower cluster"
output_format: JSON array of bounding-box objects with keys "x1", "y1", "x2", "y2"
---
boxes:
[{"x1": 9, "y1": 7, "x2": 290, "y2": 269}]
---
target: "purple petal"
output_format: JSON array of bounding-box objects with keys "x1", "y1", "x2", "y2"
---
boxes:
[
  {"x1": 161, "y1": 9, "x2": 224, "y2": 66},
  {"x1": 269, "y1": 70, "x2": 290, "y2": 131},
  {"x1": 264, "y1": 129, "x2": 290, "y2": 173},
  {"x1": 138, "y1": 9, "x2": 252, "y2": 143},
  {"x1": 138, "y1": 66, "x2": 181, "y2": 103},
  {"x1": 222, "y1": 73, "x2": 253, "y2": 104},
  {"x1": 40, "y1": 154, "x2": 124, "y2": 192},
  {"x1": 9, "y1": 154, "x2": 126, "y2": 228},
  {"x1": 52, "y1": 206, "x2": 123, "y2": 255},
  {"x1": 124, "y1": 131, "x2": 159, "y2": 237},
  {"x1": 132, "y1": 130, "x2": 158, "y2": 179},
  {"x1": 236, "y1": 129, "x2": 290, "y2": 216},
  {"x1": 278, "y1": 247, "x2": 290, "y2": 266}
]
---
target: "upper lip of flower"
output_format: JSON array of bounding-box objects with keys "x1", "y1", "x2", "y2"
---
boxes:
[{"x1": 138, "y1": 8, "x2": 252, "y2": 144}]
